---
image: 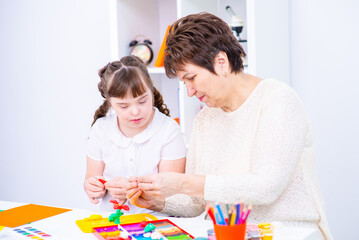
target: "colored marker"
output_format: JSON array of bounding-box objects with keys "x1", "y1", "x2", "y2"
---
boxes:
[
  {"x1": 243, "y1": 205, "x2": 252, "y2": 222},
  {"x1": 230, "y1": 206, "x2": 236, "y2": 225},
  {"x1": 235, "y1": 203, "x2": 240, "y2": 224},
  {"x1": 216, "y1": 204, "x2": 226, "y2": 225},
  {"x1": 206, "y1": 206, "x2": 216, "y2": 224},
  {"x1": 239, "y1": 207, "x2": 246, "y2": 224}
]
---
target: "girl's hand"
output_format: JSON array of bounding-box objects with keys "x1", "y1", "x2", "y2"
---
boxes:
[
  {"x1": 137, "y1": 172, "x2": 183, "y2": 198},
  {"x1": 105, "y1": 177, "x2": 129, "y2": 205},
  {"x1": 84, "y1": 176, "x2": 106, "y2": 204}
]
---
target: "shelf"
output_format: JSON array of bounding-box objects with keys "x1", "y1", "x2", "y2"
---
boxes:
[
  {"x1": 148, "y1": 67, "x2": 166, "y2": 74},
  {"x1": 113, "y1": 0, "x2": 290, "y2": 145}
]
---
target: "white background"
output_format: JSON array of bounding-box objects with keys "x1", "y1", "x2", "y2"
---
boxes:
[{"x1": 0, "y1": 0, "x2": 358, "y2": 239}]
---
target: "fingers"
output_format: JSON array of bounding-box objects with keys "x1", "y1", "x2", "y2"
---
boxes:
[
  {"x1": 129, "y1": 176, "x2": 138, "y2": 182},
  {"x1": 138, "y1": 182, "x2": 157, "y2": 191},
  {"x1": 126, "y1": 188, "x2": 141, "y2": 199},
  {"x1": 87, "y1": 176, "x2": 105, "y2": 188},
  {"x1": 105, "y1": 177, "x2": 129, "y2": 188},
  {"x1": 107, "y1": 187, "x2": 127, "y2": 199},
  {"x1": 118, "y1": 199, "x2": 127, "y2": 206},
  {"x1": 89, "y1": 197, "x2": 100, "y2": 204},
  {"x1": 127, "y1": 190, "x2": 143, "y2": 207},
  {"x1": 86, "y1": 182, "x2": 105, "y2": 192},
  {"x1": 138, "y1": 175, "x2": 155, "y2": 184},
  {"x1": 141, "y1": 190, "x2": 162, "y2": 197},
  {"x1": 85, "y1": 177, "x2": 106, "y2": 199},
  {"x1": 125, "y1": 181, "x2": 138, "y2": 191}
]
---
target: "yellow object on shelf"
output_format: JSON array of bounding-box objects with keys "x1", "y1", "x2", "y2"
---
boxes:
[{"x1": 76, "y1": 213, "x2": 157, "y2": 233}]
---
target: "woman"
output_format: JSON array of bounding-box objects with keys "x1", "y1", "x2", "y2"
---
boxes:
[{"x1": 126, "y1": 13, "x2": 332, "y2": 239}]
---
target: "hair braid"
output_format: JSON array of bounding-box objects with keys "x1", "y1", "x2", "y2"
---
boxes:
[
  {"x1": 91, "y1": 100, "x2": 110, "y2": 126},
  {"x1": 153, "y1": 87, "x2": 170, "y2": 117}
]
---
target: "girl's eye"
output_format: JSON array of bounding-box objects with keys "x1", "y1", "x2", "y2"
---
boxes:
[
  {"x1": 120, "y1": 106, "x2": 128, "y2": 109},
  {"x1": 139, "y1": 99, "x2": 147, "y2": 104}
]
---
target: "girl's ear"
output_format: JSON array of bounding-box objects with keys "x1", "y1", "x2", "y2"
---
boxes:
[{"x1": 214, "y1": 51, "x2": 230, "y2": 77}]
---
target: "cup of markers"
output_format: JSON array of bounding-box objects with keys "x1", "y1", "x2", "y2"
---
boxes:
[{"x1": 206, "y1": 202, "x2": 252, "y2": 240}]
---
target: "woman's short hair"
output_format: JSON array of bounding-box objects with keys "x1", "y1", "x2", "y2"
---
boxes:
[{"x1": 164, "y1": 12, "x2": 246, "y2": 78}]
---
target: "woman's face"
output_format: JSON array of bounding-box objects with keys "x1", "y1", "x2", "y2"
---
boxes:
[
  {"x1": 177, "y1": 62, "x2": 227, "y2": 108},
  {"x1": 110, "y1": 87, "x2": 154, "y2": 136}
]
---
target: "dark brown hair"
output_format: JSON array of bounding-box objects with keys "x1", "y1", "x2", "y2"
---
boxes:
[
  {"x1": 164, "y1": 12, "x2": 246, "y2": 78},
  {"x1": 92, "y1": 56, "x2": 170, "y2": 126}
]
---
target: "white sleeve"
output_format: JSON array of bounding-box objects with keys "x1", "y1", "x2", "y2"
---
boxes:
[
  {"x1": 87, "y1": 121, "x2": 103, "y2": 161},
  {"x1": 160, "y1": 121, "x2": 186, "y2": 160},
  {"x1": 204, "y1": 89, "x2": 309, "y2": 205}
]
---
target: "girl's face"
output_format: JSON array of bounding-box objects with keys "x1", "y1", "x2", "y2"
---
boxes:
[{"x1": 110, "y1": 87, "x2": 154, "y2": 137}]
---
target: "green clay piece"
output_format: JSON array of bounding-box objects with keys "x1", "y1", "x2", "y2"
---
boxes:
[
  {"x1": 114, "y1": 218, "x2": 121, "y2": 224},
  {"x1": 109, "y1": 213, "x2": 117, "y2": 222},
  {"x1": 144, "y1": 223, "x2": 156, "y2": 233}
]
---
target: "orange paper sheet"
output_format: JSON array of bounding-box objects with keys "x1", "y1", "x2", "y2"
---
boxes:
[{"x1": 0, "y1": 204, "x2": 71, "y2": 227}]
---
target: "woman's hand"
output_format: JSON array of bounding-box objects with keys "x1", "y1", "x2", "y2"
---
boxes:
[
  {"x1": 136, "y1": 172, "x2": 184, "y2": 198},
  {"x1": 105, "y1": 176, "x2": 129, "y2": 205},
  {"x1": 84, "y1": 176, "x2": 106, "y2": 204},
  {"x1": 126, "y1": 177, "x2": 165, "y2": 211}
]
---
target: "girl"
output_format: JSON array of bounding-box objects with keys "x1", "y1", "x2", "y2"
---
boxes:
[{"x1": 84, "y1": 56, "x2": 186, "y2": 214}]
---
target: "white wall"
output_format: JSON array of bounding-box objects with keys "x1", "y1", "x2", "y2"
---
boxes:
[
  {"x1": 0, "y1": 0, "x2": 112, "y2": 209},
  {"x1": 1, "y1": 0, "x2": 358, "y2": 237},
  {"x1": 290, "y1": 0, "x2": 359, "y2": 238}
]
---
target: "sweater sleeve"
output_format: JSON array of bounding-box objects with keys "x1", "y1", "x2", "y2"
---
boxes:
[
  {"x1": 160, "y1": 117, "x2": 206, "y2": 217},
  {"x1": 205, "y1": 88, "x2": 310, "y2": 205}
]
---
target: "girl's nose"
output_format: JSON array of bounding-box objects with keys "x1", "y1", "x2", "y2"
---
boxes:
[{"x1": 131, "y1": 106, "x2": 140, "y2": 116}]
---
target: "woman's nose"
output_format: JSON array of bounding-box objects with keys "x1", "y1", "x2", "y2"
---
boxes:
[{"x1": 186, "y1": 83, "x2": 196, "y2": 97}]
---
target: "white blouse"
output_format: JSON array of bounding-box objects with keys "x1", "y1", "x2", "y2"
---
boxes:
[{"x1": 87, "y1": 108, "x2": 186, "y2": 213}]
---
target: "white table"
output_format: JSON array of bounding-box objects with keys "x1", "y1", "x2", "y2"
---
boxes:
[{"x1": 0, "y1": 201, "x2": 321, "y2": 240}]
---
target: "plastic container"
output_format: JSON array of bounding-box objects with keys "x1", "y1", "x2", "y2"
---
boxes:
[
  {"x1": 213, "y1": 223, "x2": 246, "y2": 240},
  {"x1": 207, "y1": 228, "x2": 216, "y2": 240}
]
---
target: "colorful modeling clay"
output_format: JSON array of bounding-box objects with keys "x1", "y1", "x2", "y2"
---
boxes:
[
  {"x1": 108, "y1": 200, "x2": 129, "y2": 224},
  {"x1": 144, "y1": 223, "x2": 156, "y2": 233},
  {"x1": 150, "y1": 231, "x2": 162, "y2": 239},
  {"x1": 99, "y1": 179, "x2": 107, "y2": 184},
  {"x1": 76, "y1": 213, "x2": 158, "y2": 233},
  {"x1": 120, "y1": 219, "x2": 194, "y2": 239}
]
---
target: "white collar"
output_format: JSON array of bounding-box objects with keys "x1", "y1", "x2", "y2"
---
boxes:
[{"x1": 105, "y1": 108, "x2": 166, "y2": 148}]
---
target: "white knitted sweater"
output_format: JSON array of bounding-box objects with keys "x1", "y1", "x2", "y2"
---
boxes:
[{"x1": 161, "y1": 79, "x2": 332, "y2": 239}]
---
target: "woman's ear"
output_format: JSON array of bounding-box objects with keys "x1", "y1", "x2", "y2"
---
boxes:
[{"x1": 214, "y1": 51, "x2": 230, "y2": 77}]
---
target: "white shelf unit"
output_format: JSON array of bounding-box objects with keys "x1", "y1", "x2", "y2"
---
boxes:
[{"x1": 111, "y1": 0, "x2": 290, "y2": 145}]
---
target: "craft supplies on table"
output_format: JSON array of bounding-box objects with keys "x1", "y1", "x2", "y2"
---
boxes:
[{"x1": 4, "y1": 225, "x2": 53, "y2": 240}]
